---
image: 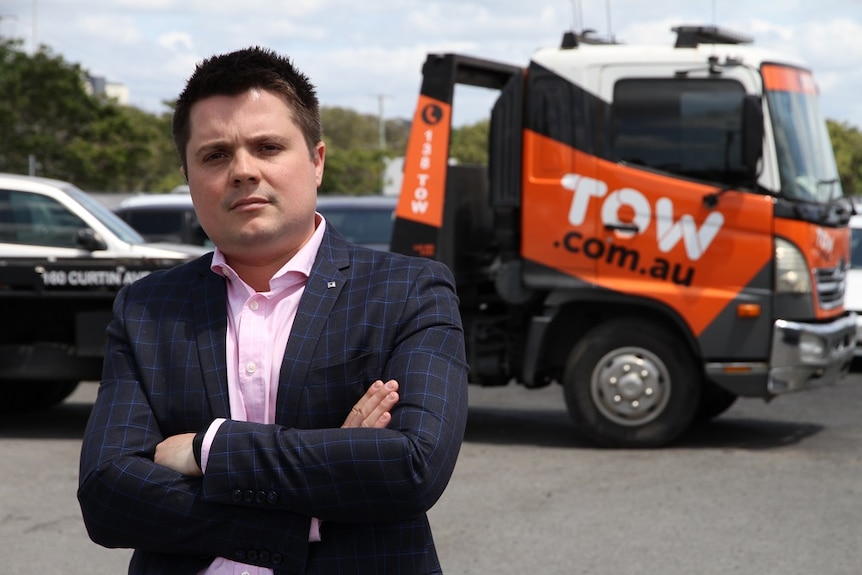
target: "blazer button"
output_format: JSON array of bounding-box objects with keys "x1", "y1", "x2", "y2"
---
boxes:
[
  {"x1": 255, "y1": 490, "x2": 266, "y2": 504},
  {"x1": 271, "y1": 553, "x2": 283, "y2": 565},
  {"x1": 259, "y1": 550, "x2": 270, "y2": 563},
  {"x1": 234, "y1": 549, "x2": 247, "y2": 561},
  {"x1": 231, "y1": 489, "x2": 243, "y2": 503},
  {"x1": 247, "y1": 550, "x2": 259, "y2": 562},
  {"x1": 243, "y1": 490, "x2": 254, "y2": 503},
  {"x1": 267, "y1": 491, "x2": 279, "y2": 505}
]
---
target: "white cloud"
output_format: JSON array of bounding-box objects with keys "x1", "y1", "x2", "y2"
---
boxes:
[
  {"x1": 76, "y1": 15, "x2": 143, "y2": 46},
  {"x1": 157, "y1": 31, "x2": 193, "y2": 52}
]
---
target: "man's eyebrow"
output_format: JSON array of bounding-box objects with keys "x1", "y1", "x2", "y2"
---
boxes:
[
  {"x1": 250, "y1": 133, "x2": 290, "y2": 145},
  {"x1": 191, "y1": 132, "x2": 294, "y2": 156}
]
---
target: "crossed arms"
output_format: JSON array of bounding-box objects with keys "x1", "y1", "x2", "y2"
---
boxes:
[{"x1": 154, "y1": 378, "x2": 401, "y2": 476}]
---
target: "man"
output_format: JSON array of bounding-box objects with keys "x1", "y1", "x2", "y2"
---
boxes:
[{"x1": 78, "y1": 47, "x2": 468, "y2": 575}]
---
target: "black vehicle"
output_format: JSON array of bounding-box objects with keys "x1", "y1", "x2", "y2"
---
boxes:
[
  {"x1": 115, "y1": 193, "x2": 397, "y2": 250},
  {"x1": 114, "y1": 193, "x2": 211, "y2": 246}
]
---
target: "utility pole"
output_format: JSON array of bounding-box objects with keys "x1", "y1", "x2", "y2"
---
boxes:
[
  {"x1": 373, "y1": 94, "x2": 392, "y2": 150},
  {"x1": 32, "y1": 0, "x2": 38, "y2": 53}
]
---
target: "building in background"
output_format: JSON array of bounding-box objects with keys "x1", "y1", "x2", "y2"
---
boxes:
[{"x1": 85, "y1": 75, "x2": 129, "y2": 105}]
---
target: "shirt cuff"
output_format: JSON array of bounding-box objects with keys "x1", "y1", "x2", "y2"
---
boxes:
[
  {"x1": 198, "y1": 418, "x2": 226, "y2": 474},
  {"x1": 309, "y1": 518, "x2": 322, "y2": 542}
]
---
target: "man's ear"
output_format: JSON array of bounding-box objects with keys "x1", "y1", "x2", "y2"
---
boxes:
[
  {"x1": 180, "y1": 166, "x2": 188, "y2": 182},
  {"x1": 314, "y1": 142, "x2": 325, "y2": 186}
]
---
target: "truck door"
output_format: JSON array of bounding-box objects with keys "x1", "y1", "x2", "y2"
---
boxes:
[
  {"x1": 521, "y1": 62, "x2": 603, "y2": 284},
  {"x1": 0, "y1": 189, "x2": 93, "y2": 258},
  {"x1": 594, "y1": 63, "x2": 774, "y2": 345}
]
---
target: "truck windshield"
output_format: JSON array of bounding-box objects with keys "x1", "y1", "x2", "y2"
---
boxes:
[
  {"x1": 64, "y1": 185, "x2": 146, "y2": 244},
  {"x1": 763, "y1": 64, "x2": 843, "y2": 204}
]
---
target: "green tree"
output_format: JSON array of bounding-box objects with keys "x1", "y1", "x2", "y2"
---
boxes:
[
  {"x1": 450, "y1": 119, "x2": 489, "y2": 165},
  {"x1": 0, "y1": 37, "x2": 99, "y2": 181},
  {"x1": 319, "y1": 106, "x2": 407, "y2": 195},
  {"x1": 322, "y1": 106, "x2": 380, "y2": 150},
  {"x1": 0, "y1": 36, "x2": 182, "y2": 192},
  {"x1": 827, "y1": 119, "x2": 862, "y2": 197},
  {"x1": 321, "y1": 147, "x2": 389, "y2": 195}
]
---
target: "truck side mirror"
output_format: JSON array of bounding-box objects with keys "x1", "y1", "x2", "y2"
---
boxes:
[
  {"x1": 76, "y1": 228, "x2": 108, "y2": 251},
  {"x1": 741, "y1": 95, "x2": 763, "y2": 178}
]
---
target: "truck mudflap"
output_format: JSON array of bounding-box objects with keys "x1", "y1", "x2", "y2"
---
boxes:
[
  {"x1": 767, "y1": 313, "x2": 857, "y2": 393},
  {"x1": 705, "y1": 312, "x2": 856, "y2": 397}
]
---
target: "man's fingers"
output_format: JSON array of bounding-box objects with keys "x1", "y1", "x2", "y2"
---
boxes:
[
  {"x1": 342, "y1": 379, "x2": 399, "y2": 429},
  {"x1": 342, "y1": 380, "x2": 383, "y2": 427},
  {"x1": 368, "y1": 394, "x2": 397, "y2": 429}
]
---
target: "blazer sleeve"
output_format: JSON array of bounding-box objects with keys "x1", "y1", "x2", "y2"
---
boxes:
[
  {"x1": 200, "y1": 256, "x2": 470, "y2": 523},
  {"x1": 77, "y1": 281, "x2": 313, "y2": 565}
]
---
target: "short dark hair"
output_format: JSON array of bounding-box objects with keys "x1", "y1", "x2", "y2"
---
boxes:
[{"x1": 172, "y1": 47, "x2": 322, "y2": 171}]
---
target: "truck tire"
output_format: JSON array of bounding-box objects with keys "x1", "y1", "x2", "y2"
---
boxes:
[
  {"x1": 693, "y1": 380, "x2": 738, "y2": 423},
  {"x1": 562, "y1": 319, "x2": 701, "y2": 448},
  {"x1": 0, "y1": 381, "x2": 80, "y2": 413}
]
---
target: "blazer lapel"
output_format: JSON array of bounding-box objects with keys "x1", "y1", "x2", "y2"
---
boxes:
[
  {"x1": 275, "y1": 229, "x2": 350, "y2": 428},
  {"x1": 192, "y1": 261, "x2": 231, "y2": 419}
]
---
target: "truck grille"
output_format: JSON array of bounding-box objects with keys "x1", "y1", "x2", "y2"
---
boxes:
[{"x1": 814, "y1": 261, "x2": 846, "y2": 310}]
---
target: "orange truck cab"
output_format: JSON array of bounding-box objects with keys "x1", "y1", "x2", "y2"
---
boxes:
[{"x1": 390, "y1": 25, "x2": 856, "y2": 447}]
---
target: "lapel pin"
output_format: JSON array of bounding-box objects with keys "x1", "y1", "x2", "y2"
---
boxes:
[{"x1": 327, "y1": 281, "x2": 337, "y2": 288}]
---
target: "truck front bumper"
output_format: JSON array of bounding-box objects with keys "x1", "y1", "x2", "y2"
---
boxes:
[
  {"x1": 706, "y1": 312, "x2": 856, "y2": 397},
  {"x1": 767, "y1": 313, "x2": 857, "y2": 394}
]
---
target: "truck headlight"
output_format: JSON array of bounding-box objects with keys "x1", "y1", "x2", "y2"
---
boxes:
[
  {"x1": 775, "y1": 238, "x2": 811, "y2": 294},
  {"x1": 799, "y1": 332, "x2": 826, "y2": 361}
]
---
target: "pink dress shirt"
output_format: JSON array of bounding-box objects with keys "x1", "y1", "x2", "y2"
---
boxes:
[{"x1": 198, "y1": 216, "x2": 326, "y2": 575}]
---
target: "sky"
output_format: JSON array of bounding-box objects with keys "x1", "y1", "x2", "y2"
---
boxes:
[{"x1": 3, "y1": 0, "x2": 862, "y2": 128}]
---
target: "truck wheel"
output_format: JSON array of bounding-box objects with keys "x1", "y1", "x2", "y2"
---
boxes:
[
  {"x1": 0, "y1": 381, "x2": 80, "y2": 413},
  {"x1": 693, "y1": 380, "x2": 738, "y2": 423},
  {"x1": 562, "y1": 319, "x2": 701, "y2": 448}
]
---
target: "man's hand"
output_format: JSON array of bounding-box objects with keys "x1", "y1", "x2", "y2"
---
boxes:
[
  {"x1": 154, "y1": 433, "x2": 202, "y2": 477},
  {"x1": 342, "y1": 379, "x2": 399, "y2": 429}
]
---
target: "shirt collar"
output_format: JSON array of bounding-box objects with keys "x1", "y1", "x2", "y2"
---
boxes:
[{"x1": 210, "y1": 213, "x2": 328, "y2": 293}]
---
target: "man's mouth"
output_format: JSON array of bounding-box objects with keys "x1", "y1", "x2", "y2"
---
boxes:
[{"x1": 230, "y1": 197, "x2": 269, "y2": 211}]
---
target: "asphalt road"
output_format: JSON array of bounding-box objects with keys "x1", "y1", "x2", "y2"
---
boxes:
[{"x1": 2, "y1": 372, "x2": 861, "y2": 574}]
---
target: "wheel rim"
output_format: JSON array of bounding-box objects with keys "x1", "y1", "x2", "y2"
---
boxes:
[{"x1": 590, "y1": 346, "x2": 671, "y2": 426}]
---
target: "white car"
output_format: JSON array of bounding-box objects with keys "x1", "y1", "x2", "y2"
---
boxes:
[{"x1": 847, "y1": 214, "x2": 862, "y2": 356}]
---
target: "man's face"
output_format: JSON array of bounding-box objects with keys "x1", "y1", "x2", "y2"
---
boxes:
[{"x1": 184, "y1": 88, "x2": 324, "y2": 268}]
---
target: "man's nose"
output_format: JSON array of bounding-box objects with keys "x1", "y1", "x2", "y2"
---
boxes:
[{"x1": 231, "y1": 150, "x2": 259, "y2": 183}]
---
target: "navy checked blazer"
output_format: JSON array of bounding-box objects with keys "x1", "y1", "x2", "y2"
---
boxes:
[{"x1": 77, "y1": 227, "x2": 469, "y2": 575}]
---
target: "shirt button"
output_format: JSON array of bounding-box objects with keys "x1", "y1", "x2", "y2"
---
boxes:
[
  {"x1": 249, "y1": 300, "x2": 259, "y2": 311},
  {"x1": 242, "y1": 572, "x2": 250, "y2": 575},
  {"x1": 246, "y1": 362, "x2": 256, "y2": 374}
]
